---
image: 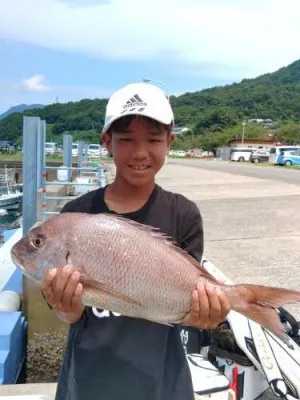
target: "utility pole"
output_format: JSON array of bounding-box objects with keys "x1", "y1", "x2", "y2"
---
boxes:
[{"x1": 242, "y1": 121, "x2": 246, "y2": 144}]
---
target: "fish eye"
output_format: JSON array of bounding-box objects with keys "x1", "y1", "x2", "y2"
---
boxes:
[{"x1": 30, "y1": 234, "x2": 44, "y2": 249}]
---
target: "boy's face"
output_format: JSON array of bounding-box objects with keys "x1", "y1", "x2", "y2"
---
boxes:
[{"x1": 101, "y1": 117, "x2": 175, "y2": 187}]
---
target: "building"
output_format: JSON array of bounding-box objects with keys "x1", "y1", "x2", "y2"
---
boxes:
[
  {"x1": 230, "y1": 138, "x2": 277, "y2": 150},
  {"x1": 171, "y1": 126, "x2": 189, "y2": 135},
  {"x1": 247, "y1": 118, "x2": 278, "y2": 129}
]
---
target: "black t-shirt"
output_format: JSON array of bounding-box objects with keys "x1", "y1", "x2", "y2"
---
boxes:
[{"x1": 55, "y1": 183, "x2": 205, "y2": 400}]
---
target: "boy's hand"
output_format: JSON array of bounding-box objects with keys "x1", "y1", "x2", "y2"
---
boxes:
[
  {"x1": 182, "y1": 280, "x2": 230, "y2": 329},
  {"x1": 41, "y1": 264, "x2": 84, "y2": 315}
]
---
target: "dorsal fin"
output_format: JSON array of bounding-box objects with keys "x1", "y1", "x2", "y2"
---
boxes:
[
  {"x1": 102, "y1": 213, "x2": 171, "y2": 236},
  {"x1": 103, "y1": 214, "x2": 221, "y2": 284}
]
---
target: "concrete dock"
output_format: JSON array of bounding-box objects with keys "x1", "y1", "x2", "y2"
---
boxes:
[
  {"x1": 156, "y1": 160, "x2": 300, "y2": 320},
  {"x1": 1, "y1": 159, "x2": 299, "y2": 398}
]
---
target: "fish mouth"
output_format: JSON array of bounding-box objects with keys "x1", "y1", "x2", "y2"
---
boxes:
[
  {"x1": 10, "y1": 249, "x2": 25, "y2": 272},
  {"x1": 11, "y1": 250, "x2": 38, "y2": 281}
]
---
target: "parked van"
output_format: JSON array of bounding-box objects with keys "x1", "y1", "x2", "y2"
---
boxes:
[
  {"x1": 269, "y1": 145, "x2": 300, "y2": 164},
  {"x1": 230, "y1": 147, "x2": 257, "y2": 162}
]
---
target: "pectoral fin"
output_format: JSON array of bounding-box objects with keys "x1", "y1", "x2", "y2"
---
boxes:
[{"x1": 79, "y1": 274, "x2": 143, "y2": 307}]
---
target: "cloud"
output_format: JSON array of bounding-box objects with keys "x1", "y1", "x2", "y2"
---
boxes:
[
  {"x1": 0, "y1": 0, "x2": 300, "y2": 80},
  {"x1": 0, "y1": 76, "x2": 112, "y2": 100},
  {"x1": 0, "y1": 79, "x2": 113, "y2": 114},
  {"x1": 14, "y1": 74, "x2": 50, "y2": 92}
]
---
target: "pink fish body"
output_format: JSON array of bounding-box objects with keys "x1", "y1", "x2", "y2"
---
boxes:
[{"x1": 10, "y1": 212, "x2": 300, "y2": 342}]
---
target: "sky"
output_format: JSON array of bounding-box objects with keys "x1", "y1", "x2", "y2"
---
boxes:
[{"x1": 1, "y1": 0, "x2": 300, "y2": 114}]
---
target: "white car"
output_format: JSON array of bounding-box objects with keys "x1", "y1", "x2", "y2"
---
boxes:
[
  {"x1": 176, "y1": 150, "x2": 187, "y2": 157},
  {"x1": 100, "y1": 147, "x2": 108, "y2": 157},
  {"x1": 168, "y1": 150, "x2": 186, "y2": 157},
  {"x1": 45, "y1": 142, "x2": 57, "y2": 155},
  {"x1": 72, "y1": 143, "x2": 79, "y2": 157},
  {"x1": 72, "y1": 143, "x2": 86, "y2": 157},
  {"x1": 88, "y1": 144, "x2": 101, "y2": 157}
]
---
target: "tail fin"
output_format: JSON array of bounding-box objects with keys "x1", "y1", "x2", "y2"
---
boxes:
[{"x1": 233, "y1": 284, "x2": 300, "y2": 343}]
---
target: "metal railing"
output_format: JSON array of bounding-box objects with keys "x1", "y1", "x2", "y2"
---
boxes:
[
  {"x1": 40, "y1": 164, "x2": 106, "y2": 220},
  {"x1": 21, "y1": 118, "x2": 109, "y2": 231}
]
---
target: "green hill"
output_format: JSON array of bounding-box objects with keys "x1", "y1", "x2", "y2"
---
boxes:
[
  {"x1": 0, "y1": 104, "x2": 44, "y2": 120},
  {"x1": 171, "y1": 59, "x2": 300, "y2": 131},
  {"x1": 1, "y1": 59, "x2": 300, "y2": 144}
]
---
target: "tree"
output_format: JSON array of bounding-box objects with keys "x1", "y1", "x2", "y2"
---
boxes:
[
  {"x1": 222, "y1": 123, "x2": 269, "y2": 143},
  {"x1": 276, "y1": 122, "x2": 300, "y2": 144},
  {"x1": 193, "y1": 108, "x2": 239, "y2": 135},
  {"x1": 197, "y1": 132, "x2": 225, "y2": 156}
]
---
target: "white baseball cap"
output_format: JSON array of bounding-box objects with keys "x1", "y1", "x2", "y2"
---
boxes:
[{"x1": 102, "y1": 82, "x2": 174, "y2": 133}]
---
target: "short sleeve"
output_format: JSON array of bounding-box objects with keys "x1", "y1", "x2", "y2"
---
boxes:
[
  {"x1": 178, "y1": 202, "x2": 212, "y2": 345},
  {"x1": 180, "y1": 202, "x2": 204, "y2": 263}
]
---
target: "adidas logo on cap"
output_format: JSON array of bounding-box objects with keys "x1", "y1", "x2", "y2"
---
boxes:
[{"x1": 123, "y1": 94, "x2": 147, "y2": 110}]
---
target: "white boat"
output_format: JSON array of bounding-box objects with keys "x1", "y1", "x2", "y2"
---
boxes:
[
  {"x1": 0, "y1": 192, "x2": 22, "y2": 209},
  {"x1": 0, "y1": 166, "x2": 22, "y2": 210}
]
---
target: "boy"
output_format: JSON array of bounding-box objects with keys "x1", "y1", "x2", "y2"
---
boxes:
[{"x1": 41, "y1": 82, "x2": 230, "y2": 400}]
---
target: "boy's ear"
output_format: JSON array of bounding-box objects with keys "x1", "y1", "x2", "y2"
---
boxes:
[
  {"x1": 101, "y1": 132, "x2": 112, "y2": 155},
  {"x1": 167, "y1": 133, "x2": 175, "y2": 148}
]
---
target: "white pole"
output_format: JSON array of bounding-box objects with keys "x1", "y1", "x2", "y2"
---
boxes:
[{"x1": 242, "y1": 121, "x2": 246, "y2": 144}]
